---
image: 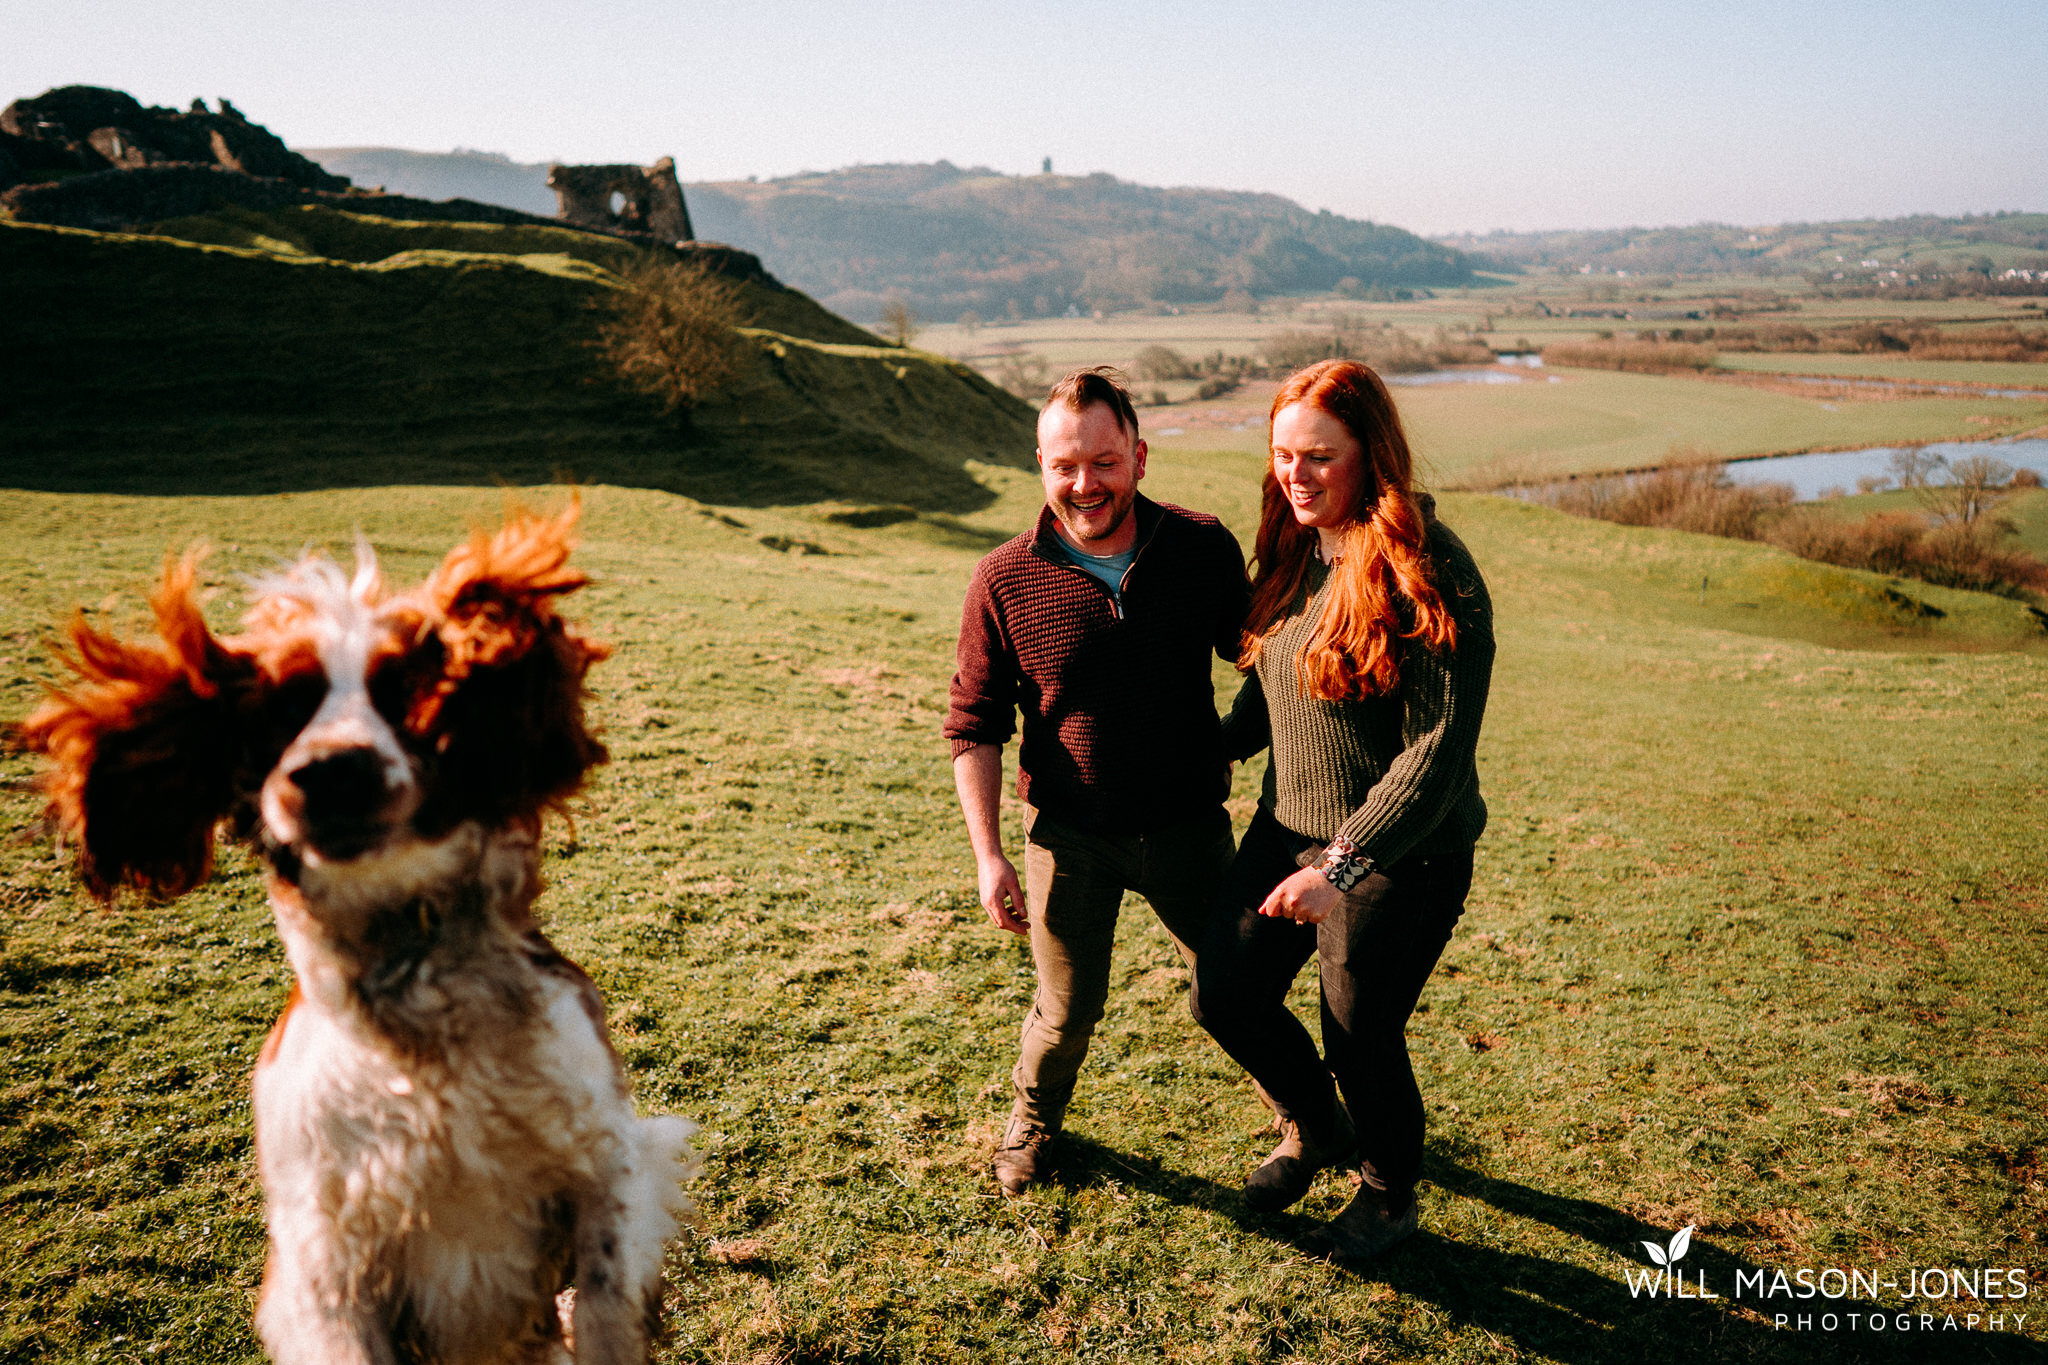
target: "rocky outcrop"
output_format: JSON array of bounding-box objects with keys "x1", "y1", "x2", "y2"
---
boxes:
[{"x1": 0, "y1": 86, "x2": 349, "y2": 189}]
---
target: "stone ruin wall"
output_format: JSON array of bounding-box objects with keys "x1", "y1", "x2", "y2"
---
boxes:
[{"x1": 546, "y1": 157, "x2": 693, "y2": 242}]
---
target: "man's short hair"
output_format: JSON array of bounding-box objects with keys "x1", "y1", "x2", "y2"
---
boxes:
[{"x1": 1042, "y1": 365, "x2": 1140, "y2": 443}]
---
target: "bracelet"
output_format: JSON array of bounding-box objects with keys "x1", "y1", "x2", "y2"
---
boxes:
[{"x1": 1315, "y1": 836, "x2": 1374, "y2": 892}]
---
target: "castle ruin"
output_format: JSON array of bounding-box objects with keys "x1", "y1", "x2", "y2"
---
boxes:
[{"x1": 546, "y1": 157, "x2": 693, "y2": 242}]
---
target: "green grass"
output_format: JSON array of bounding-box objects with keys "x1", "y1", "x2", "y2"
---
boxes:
[
  {"x1": 1, "y1": 458, "x2": 2044, "y2": 1362},
  {"x1": 1715, "y1": 354, "x2": 2048, "y2": 389},
  {"x1": 0, "y1": 217, "x2": 1036, "y2": 510}
]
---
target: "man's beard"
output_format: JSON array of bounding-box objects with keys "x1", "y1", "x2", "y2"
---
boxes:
[{"x1": 1055, "y1": 489, "x2": 1134, "y2": 543}]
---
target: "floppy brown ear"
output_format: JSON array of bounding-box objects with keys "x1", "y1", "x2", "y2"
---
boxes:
[
  {"x1": 405, "y1": 501, "x2": 611, "y2": 833},
  {"x1": 17, "y1": 551, "x2": 262, "y2": 900}
]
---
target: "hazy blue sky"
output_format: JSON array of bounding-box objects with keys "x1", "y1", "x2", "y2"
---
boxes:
[{"x1": 7, "y1": 0, "x2": 2042, "y2": 234}]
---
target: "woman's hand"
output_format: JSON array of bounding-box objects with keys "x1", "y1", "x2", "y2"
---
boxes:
[{"x1": 1258, "y1": 867, "x2": 1343, "y2": 925}]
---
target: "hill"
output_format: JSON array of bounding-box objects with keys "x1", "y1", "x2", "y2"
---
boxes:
[
  {"x1": 300, "y1": 146, "x2": 559, "y2": 216},
  {"x1": 304, "y1": 150, "x2": 1475, "y2": 321},
  {"x1": 0, "y1": 206, "x2": 1037, "y2": 510},
  {"x1": 1440, "y1": 212, "x2": 2048, "y2": 287}
]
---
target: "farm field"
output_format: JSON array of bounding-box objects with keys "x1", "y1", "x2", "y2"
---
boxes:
[
  {"x1": 1134, "y1": 369, "x2": 2048, "y2": 489},
  {"x1": 1714, "y1": 354, "x2": 2048, "y2": 389},
  {"x1": 1, "y1": 449, "x2": 2044, "y2": 1362}
]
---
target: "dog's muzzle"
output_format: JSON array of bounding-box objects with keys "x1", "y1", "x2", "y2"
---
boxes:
[{"x1": 277, "y1": 746, "x2": 406, "y2": 861}]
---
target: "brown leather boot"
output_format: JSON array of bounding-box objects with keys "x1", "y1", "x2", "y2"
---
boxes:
[
  {"x1": 1242, "y1": 1102, "x2": 1356, "y2": 1212},
  {"x1": 991, "y1": 1111, "x2": 1056, "y2": 1196},
  {"x1": 1310, "y1": 1184, "x2": 1418, "y2": 1261}
]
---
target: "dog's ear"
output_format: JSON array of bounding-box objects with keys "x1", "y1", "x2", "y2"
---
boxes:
[
  {"x1": 402, "y1": 500, "x2": 611, "y2": 833},
  {"x1": 18, "y1": 550, "x2": 263, "y2": 900}
]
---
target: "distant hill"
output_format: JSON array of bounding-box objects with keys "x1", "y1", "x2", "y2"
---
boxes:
[
  {"x1": 304, "y1": 146, "x2": 559, "y2": 216},
  {"x1": 1438, "y1": 213, "x2": 2048, "y2": 283},
  {"x1": 303, "y1": 150, "x2": 1474, "y2": 321},
  {"x1": 0, "y1": 206, "x2": 1035, "y2": 509}
]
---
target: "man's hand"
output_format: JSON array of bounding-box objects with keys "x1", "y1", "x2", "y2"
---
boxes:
[
  {"x1": 977, "y1": 854, "x2": 1028, "y2": 934},
  {"x1": 954, "y1": 743, "x2": 1029, "y2": 935},
  {"x1": 1258, "y1": 867, "x2": 1342, "y2": 925}
]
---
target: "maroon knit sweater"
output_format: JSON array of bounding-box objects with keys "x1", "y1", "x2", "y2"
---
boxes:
[{"x1": 945, "y1": 495, "x2": 1249, "y2": 834}]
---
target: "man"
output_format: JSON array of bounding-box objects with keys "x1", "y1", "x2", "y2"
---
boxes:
[{"x1": 944, "y1": 365, "x2": 1248, "y2": 1195}]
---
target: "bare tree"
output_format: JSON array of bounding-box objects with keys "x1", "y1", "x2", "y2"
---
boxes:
[
  {"x1": 991, "y1": 348, "x2": 1050, "y2": 403},
  {"x1": 1915, "y1": 454, "x2": 2015, "y2": 527},
  {"x1": 1887, "y1": 447, "x2": 1946, "y2": 489},
  {"x1": 881, "y1": 298, "x2": 921, "y2": 347},
  {"x1": 592, "y1": 254, "x2": 745, "y2": 418}
]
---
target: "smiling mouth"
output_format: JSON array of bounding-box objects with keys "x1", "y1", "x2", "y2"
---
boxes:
[{"x1": 1069, "y1": 496, "x2": 1111, "y2": 514}]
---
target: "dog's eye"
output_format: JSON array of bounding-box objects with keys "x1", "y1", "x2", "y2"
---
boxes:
[
  {"x1": 368, "y1": 660, "x2": 410, "y2": 727},
  {"x1": 368, "y1": 643, "x2": 442, "y2": 733},
  {"x1": 268, "y1": 673, "x2": 326, "y2": 739}
]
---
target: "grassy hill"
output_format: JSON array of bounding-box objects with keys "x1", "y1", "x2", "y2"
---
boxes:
[
  {"x1": 1441, "y1": 212, "x2": 2048, "y2": 284},
  {"x1": 302, "y1": 150, "x2": 1474, "y2": 322},
  {"x1": 0, "y1": 207, "x2": 1036, "y2": 509},
  {"x1": 0, "y1": 445, "x2": 2043, "y2": 1360}
]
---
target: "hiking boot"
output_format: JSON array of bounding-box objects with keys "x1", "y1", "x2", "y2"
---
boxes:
[
  {"x1": 1242, "y1": 1101, "x2": 1357, "y2": 1212},
  {"x1": 992, "y1": 1113, "x2": 1056, "y2": 1196},
  {"x1": 1309, "y1": 1185, "x2": 1418, "y2": 1262}
]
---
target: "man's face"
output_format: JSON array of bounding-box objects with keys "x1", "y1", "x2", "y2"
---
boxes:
[{"x1": 1037, "y1": 402, "x2": 1148, "y2": 551}]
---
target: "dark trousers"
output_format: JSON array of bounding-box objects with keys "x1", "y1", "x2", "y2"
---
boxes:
[
  {"x1": 1191, "y1": 807, "x2": 1472, "y2": 1198},
  {"x1": 1012, "y1": 804, "x2": 1235, "y2": 1128}
]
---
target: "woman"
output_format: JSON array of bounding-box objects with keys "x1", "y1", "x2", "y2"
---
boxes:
[{"x1": 1191, "y1": 358, "x2": 1493, "y2": 1260}]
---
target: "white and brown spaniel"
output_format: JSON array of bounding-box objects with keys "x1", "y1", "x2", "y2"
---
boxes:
[{"x1": 21, "y1": 504, "x2": 697, "y2": 1365}]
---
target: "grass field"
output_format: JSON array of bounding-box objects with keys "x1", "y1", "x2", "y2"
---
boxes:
[
  {"x1": 1714, "y1": 354, "x2": 2048, "y2": 390},
  {"x1": 2, "y1": 438, "x2": 2044, "y2": 1362},
  {"x1": 1134, "y1": 369, "x2": 2048, "y2": 489}
]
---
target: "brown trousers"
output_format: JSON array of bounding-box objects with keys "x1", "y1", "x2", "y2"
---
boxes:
[{"x1": 1011, "y1": 804, "x2": 1235, "y2": 1128}]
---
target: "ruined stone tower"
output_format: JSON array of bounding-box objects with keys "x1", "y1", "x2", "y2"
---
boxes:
[{"x1": 545, "y1": 156, "x2": 693, "y2": 241}]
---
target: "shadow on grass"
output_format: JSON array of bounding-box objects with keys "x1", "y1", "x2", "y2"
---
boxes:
[{"x1": 1049, "y1": 1136, "x2": 2045, "y2": 1364}]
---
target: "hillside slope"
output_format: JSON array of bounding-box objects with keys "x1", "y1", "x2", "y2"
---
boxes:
[
  {"x1": 0, "y1": 209, "x2": 1035, "y2": 507},
  {"x1": 1439, "y1": 211, "x2": 2048, "y2": 282},
  {"x1": 304, "y1": 151, "x2": 1473, "y2": 320}
]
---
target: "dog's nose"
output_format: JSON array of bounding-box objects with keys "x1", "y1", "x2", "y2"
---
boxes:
[{"x1": 289, "y1": 748, "x2": 391, "y2": 830}]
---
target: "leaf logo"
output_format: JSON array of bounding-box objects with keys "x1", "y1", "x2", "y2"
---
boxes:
[{"x1": 1642, "y1": 1224, "x2": 1695, "y2": 1268}]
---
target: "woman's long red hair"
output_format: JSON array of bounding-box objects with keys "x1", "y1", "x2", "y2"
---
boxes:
[{"x1": 1240, "y1": 359, "x2": 1456, "y2": 698}]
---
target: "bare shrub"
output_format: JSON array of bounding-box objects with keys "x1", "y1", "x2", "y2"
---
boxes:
[
  {"x1": 991, "y1": 350, "x2": 1051, "y2": 403},
  {"x1": 1133, "y1": 345, "x2": 1195, "y2": 381},
  {"x1": 1767, "y1": 510, "x2": 1927, "y2": 577},
  {"x1": 592, "y1": 254, "x2": 745, "y2": 415},
  {"x1": 1906, "y1": 324, "x2": 2048, "y2": 363},
  {"x1": 2012, "y1": 467, "x2": 2044, "y2": 489},
  {"x1": 1762, "y1": 507, "x2": 2048, "y2": 598},
  {"x1": 1542, "y1": 463, "x2": 1792, "y2": 539},
  {"x1": 881, "y1": 298, "x2": 921, "y2": 347},
  {"x1": 1542, "y1": 338, "x2": 1719, "y2": 374},
  {"x1": 1262, "y1": 323, "x2": 1491, "y2": 376},
  {"x1": 1541, "y1": 458, "x2": 2048, "y2": 600}
]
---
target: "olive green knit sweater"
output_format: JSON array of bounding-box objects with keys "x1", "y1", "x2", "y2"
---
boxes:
[{"x1": 1221, "y1": 515, "x2": 1494, "y2": 868}]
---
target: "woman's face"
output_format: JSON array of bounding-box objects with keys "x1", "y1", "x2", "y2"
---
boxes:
[{"x1": 1270, "y1": 401, "x2": 1368, "y2": 530}]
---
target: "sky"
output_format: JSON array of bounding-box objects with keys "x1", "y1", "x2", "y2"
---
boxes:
[{"x1": 6, "y1": 0, "x2": 2043, "y2": 235}]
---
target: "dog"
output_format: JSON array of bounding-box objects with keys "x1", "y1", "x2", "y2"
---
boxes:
[{"x1": 21, "y1": 504, "x2": 697, "y2": 1364}]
